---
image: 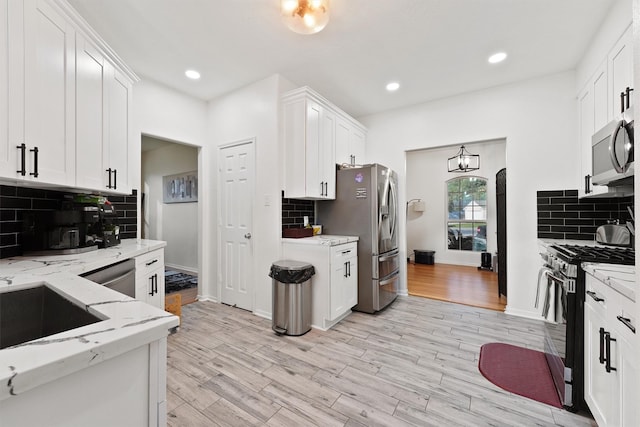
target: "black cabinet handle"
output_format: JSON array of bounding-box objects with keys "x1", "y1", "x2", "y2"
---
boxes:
[
  {"x1": 605, "y1": 331, "x2": 617, "y2": 373},
  {"x1": 584, "y1": 175, "x2": 591, "y2": 194},
  {"x1": 344, "y1": 261, "x2": 348, "y2": 278},
  {"x1": 324, "y1": 182, "x2": 328, "y2": 196},
  {"x1": 113, "y1": 169, "x2": 117, "y2": 190},
  {"x1": 348, "y1": 261, "x2": 351, "y2": 277},
  {"x1": 621, "y1": 91, "x2": 626, "y2": 114},
  {"x1": 587, "y1": 290, "x2": 604, "y2": 302},
  {"x1": 106, "y1": 168, "x2": 112, "y2": 188},
  {"x1": 16, "y1": 144, "x2": 26, "y2": 176},
  {"x1": 617, "y1": 315, "x2": 636, "y2": 334},
  {"x1": 29, "y1": 147, "x2": 38, "y2": 177},
  {"x1": 626, "y1": 87, "x2": 634, "y2": 110},
  {"x1": 149, "y1": 274, "x2": 154, "y2": 296},
  {"x1": 146, "y1": 259, "x2": 158, "y2": 267},
  {"x1": 599, "y1": 327, "x2": 606, "y2": 364},
  {"x1": 320, "y1": 181, "x2": 324, "y2": 196}
]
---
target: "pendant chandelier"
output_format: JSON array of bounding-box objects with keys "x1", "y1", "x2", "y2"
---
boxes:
[
  {"x1": 281, "y1": 0, "x2": 330, "y2": 35},
  {"x1": 448, "y1": 145, "x2": 480, "y2": 172}
]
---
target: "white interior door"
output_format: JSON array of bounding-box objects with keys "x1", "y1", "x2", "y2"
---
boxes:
[{"x1": 219, "y1": 141, "x2": 254, "y2": 310}]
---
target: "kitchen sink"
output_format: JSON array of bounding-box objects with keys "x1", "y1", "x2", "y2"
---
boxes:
[{"x1": 0, "y1": 285, "x2": 102, "y2": 350}]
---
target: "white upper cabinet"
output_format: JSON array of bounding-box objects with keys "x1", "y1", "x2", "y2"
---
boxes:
[
  {"x1": 0, "y1": 0, "x2": 137, "y2": 193},
  {"x1": 0, "y1": 0, "x2": 76, "y2": 185},
  {"x1": 335, "y1": 115, "x2": 366, "y2": 167},
  {"x1": 282, "y1": 87, "x2": 336, "y2": 200},
  {"x1": 576, "y1": 24, "x2": 633, "y2": 198},
  {"x1": 282, "y1": 86, "x2": 366, "y2": 200},
  {"x1": 608, "y1": 25, "x2": 633, "y2": 119}
]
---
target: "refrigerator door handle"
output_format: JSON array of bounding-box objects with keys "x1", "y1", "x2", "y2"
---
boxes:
[{"x1": 379, "y1": 249, "x2": 400, "y2": 262}]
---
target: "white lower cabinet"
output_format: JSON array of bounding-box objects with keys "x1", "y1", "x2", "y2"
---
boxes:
[
  {"x1": 135, "y1": 248, "x2": 165, "y2": 309},
  {"x1": 584, "y1": 273, "x2": 639, "y2": 427},
  {"x1": 282, "y1": 240, "x2": 358, "y2": 330}
]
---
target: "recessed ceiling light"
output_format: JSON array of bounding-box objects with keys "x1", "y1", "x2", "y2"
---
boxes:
[
  {"x1": 386, "y1": 82, "x2": 400, "y2": 92},
  {"x1": 185, "y1": 69, "x2": 201, "y2": 80},
  {"x1": 488, "y1": 52, "x2": 507, "y2": 64}
]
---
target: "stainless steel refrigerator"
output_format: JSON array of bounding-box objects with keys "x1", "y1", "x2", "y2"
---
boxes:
[{"x1": 316, "y1": 164, "x2": 399, "y2": 313}]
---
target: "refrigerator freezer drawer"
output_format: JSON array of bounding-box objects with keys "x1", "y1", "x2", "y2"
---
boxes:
[{"x1": 374, "y1": 249, "x2": 399, "y2": 279}]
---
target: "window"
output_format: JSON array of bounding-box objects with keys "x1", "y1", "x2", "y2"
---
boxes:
[{"x1": 446, "y1": 176, "x2": 487, "y2": 251}]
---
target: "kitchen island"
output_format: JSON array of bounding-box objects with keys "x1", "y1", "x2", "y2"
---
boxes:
[{"x1": 0, "y1": 239, "x2": 179, "y2": 426}]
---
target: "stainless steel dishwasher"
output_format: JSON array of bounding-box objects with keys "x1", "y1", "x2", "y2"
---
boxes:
[{"x1": 81, "y1": 259, "x2": 136, "y2": 298}]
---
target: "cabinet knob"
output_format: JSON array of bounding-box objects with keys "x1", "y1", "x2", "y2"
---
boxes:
[{"x1": 244, "y1": 233, "x2": 252, "y2": 239}]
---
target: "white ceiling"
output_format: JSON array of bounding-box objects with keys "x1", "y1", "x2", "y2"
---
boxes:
[{"x1": 68, "y1": 0, "x2": 615, "y2": 118}]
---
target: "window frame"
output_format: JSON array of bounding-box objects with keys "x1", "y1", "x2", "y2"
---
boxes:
[{"x1": 445, "y1": 175, "x2": 487, "y2": 252}]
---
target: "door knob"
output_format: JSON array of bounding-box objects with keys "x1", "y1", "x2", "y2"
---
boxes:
[{"x1": 244, "y1": 233, "x2": 252, "y2": 239}]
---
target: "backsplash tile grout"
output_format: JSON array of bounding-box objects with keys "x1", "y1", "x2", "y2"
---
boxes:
[{"x1": 536, "y1": 189, "x2": 633, "y2": 240}]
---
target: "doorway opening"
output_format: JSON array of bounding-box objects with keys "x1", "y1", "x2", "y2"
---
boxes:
[
  {"x1": 141, "y1": 135, "x2": 200, "y2": 306},
  {"x1": 405, "y1": 139, "x2": 507, "y2": 311}
]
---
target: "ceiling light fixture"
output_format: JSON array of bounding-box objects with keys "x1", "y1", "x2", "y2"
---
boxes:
[
  {"x1": 185, "y1": 69, "x2": 201, "y2": 80},
  {"x1": 386, "y1": 82, "x2": 400, "y2": 92},
  {"x1": 488, "y1": 52, "x2": 507, "y2": 64},
  {"x1": 281, "y1": 0, "x2": 330, "y2": 35},
  {"x1": 448, "y1": 145, "x2": 480, "y2": 172}
]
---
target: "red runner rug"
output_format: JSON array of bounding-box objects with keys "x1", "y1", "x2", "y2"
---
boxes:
[{"x1": 478, "y1": 342, "x2": 562, "y2": 408}]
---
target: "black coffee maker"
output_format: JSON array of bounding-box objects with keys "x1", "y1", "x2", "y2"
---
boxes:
[
  {"x1": 22, "y1": 195, "x2": 121, "y2": 253},
  {"x1": 75, "y1": 201, "x2": 121, "y2": 248}
]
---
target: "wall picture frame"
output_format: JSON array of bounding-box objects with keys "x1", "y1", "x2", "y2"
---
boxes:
[{"x1": 163, "y1": 171, "x2": 198, "y2": 203}]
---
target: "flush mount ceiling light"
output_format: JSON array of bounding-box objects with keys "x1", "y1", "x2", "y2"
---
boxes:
[
  {"x1": 185, "y1": 69, "x2": 201, "y2": 80},
  {"x1": 386, "y1": 82, "x2": 400, "y2": 92},
  {"x1": 448, "y1": 145, "x2": 480, "y2": 172},
  {"x1": 281, "y1": 0, "x2": 330, "y2": 35},
  {"x1": 488, "y1": 52, "x2": 507, "y2": 64}
]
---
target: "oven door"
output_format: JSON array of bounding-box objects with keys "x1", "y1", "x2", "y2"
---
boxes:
[{"x1": 543, "y1": 271, "x2": 575, "y2": 408}]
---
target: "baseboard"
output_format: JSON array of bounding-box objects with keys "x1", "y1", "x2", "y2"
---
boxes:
[
  {"x1": 165, "y1": 263, "x2": 198, "y2": 275},
  {"x1": 253, "y1": 309, "x2": 272, "y2": 320},
  {"x1": 197, "y1": 294, "x2": 218, "y2": 303},
  {"x1": 504, "y1": 306, "x2": 542, "y2": 321}
]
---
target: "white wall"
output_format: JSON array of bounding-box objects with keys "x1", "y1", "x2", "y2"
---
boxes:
[
  {"x1": 359, "y1": 71, "x2": 578, "y2": 319},
  {"x1": 204, "y1": 74, "x2": 297, "y2": 318},
  {"x1": 132, "y1": 79, "x2": 208, "y2": 294},
  {"x1": 406, "y1": 139, "x2": 506, "y2": 266},
  {"x1": 141, "y1": 138, "x2": 198, "y2": 272}
]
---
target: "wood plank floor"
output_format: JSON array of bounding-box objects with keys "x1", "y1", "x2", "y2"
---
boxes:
[
  {"x1": 407, "y1": 262, "x2": 507, "y2": 312},
  {"x1": 166, "y1": 297, "x2": 595, "y2": 426}
]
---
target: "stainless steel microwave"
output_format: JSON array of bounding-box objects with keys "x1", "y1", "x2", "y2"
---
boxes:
[{"x1": 592, "y1": 110, "x2": 634, "y2": 186}]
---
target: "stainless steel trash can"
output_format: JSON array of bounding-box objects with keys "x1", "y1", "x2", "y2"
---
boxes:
[{"x1": 269, "y1": 260, "x2": 315, "y2": 336}]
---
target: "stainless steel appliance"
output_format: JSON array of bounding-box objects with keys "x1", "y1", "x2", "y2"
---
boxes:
[
  {"x1": 537, "y1": 243, "x2": 635, "y2": 411},
  {"x1": 317, "y1": 164, "x2": 399, "y2": 313},
  {"x1": 591, "y1": 107, "x2": 634, "y2": 187},
  {"x1": 81, "y1": 259, "x2": 136, "y2": 298}
]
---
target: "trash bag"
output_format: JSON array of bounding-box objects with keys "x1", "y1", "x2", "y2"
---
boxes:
[{"x1": 269, "y1": 260, "x2": 315, "y2": 284}]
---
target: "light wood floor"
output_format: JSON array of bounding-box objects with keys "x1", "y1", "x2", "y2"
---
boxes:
[
  {"x1": 407, "y1": 262, "x2": 507, "y2": 312},
  {"x1": 166, "y1": 297, "x2": 595, "y2": 426}
]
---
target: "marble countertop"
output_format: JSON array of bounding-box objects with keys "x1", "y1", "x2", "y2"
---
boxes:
[
  {"x1": 282, "y1": 235, "x2": 359, "y2": 246},
  {"x1": 0, "y1": 239, "x2": 178, "y2": 402},
  {"x1": 582, "y1": 263, "x2": 636, "y2": 302},
  {"x1": 0, "y1": 239, "x2": 166, "y2": 276}
]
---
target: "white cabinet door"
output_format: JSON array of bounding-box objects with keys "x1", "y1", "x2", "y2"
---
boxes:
[
  {"x1": 0, "y1": 0, "x2": 13, "y2": 178},
  {"x1": 593, "y1": 61, "x2": 608, "y2": 132},
  {"x1": 617, "y1": 329, "x2": 640, "y2": 427},
  {"x1": 608, "y1": 25, "x2": 633, "y2": 119},
  {"x1": 135, "y1": 249, "x2": 165, "y2": 309},
  {"x1": 305, "y1": 99, "x2": 323, "y2": 198},
  {"x1": 75, "y1": 35, "x2": 106, "y2": 191},
  {"x1": 105, "y1": 65, "x2": 132, "y2": 194},
  {"x1": 320, "y1": 106, "x2": 335, "y2": 199},
  {"x1": 329, "y1": 243, "x2": 357, "y2": 321},
  {"x1": 330, "y1": 260, "x2": 347, "y2": 321},
  {"x1": 585, "y1": 295, "x2": 614, "y2": 426},
  {"x1": 335, "y1": 116, "x2": 366, "y2": 167},
  {"x1": 22, "y1": 0, "x2": 75, "y2": 186}
]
